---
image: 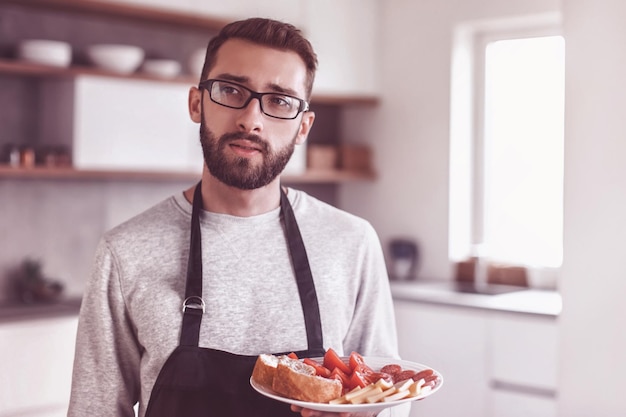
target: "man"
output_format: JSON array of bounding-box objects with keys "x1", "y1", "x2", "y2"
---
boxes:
[{"x1": 68, "y1": 17, "x2": 407, "y2": 417}]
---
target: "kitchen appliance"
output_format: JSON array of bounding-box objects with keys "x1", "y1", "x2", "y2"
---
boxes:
[{"x1": 389, "y1": 239, "x2": 419, "y2": 280}]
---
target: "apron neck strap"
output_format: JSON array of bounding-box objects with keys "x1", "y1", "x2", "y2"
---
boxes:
[
  {"x1": 180, "y1": 182, "x2": 324, "y2": 352},
  {"x1": 180, "y1": 183, "x2": 205, "y2": 346}
]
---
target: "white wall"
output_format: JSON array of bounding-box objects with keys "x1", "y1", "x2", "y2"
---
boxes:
[
  {"x1": 339, "y1": 0, "x2": 560, "y2": 279},
  {"x1": 558, "y1": 0, "x2": 626, "y2": 415}
]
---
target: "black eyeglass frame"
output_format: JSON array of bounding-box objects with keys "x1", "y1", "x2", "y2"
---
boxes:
[{"x1": 198, "y1": 79, "x2": 310, "y2": 120}]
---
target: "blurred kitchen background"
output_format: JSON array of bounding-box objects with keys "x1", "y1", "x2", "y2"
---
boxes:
[{"x1": 1, "y1": 0, "x2": 624, "y2": 416}]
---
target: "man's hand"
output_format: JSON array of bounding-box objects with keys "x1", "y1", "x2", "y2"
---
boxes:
[{"x1": 290, "y1": 405, "x2": 377, "y2": 417}]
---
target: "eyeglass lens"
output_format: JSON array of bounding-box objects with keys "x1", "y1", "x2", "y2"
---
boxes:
[{"x1": 208, "y1": 80, "x2": 305, "y2": 119}]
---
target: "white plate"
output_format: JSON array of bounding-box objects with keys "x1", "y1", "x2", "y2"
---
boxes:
[{"x1": 250, "y1": 356, "x2": 443, "y2": 413}]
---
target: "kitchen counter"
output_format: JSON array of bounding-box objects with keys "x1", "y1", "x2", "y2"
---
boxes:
[
  {"x1": 390, "y1": 280, "x2": 561, "y2": 317},
  {"x1": 0, "y1": 296, "x2": 82, "y2": 322},
  {"x1": 0, "y1": 281, "x2": 561, "y2": 321}
]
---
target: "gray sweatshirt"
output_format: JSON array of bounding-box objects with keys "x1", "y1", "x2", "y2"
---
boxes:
[{"x1": 68, "y1": 188, "x2": 404, "y2": 417}]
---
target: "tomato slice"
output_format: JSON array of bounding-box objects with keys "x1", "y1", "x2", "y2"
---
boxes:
[
  {"x1": 287, "y1": 352, "x2": 299, "y2": 360},
  {"x1": 348, "y1": 351, "x2": 366, "y2": 372},
  {"x1": 348, "y1": 370, "x2": 370, "y2": 390},
  {"x1": 330, "y1": 367, "x2": 350, "y2": 386},
  {"x1": 303, "y1": 358, "x2": 331, "y2": 378},
  {"x1": 323, "y1": 348, "x2": 351, "y2": 374}
]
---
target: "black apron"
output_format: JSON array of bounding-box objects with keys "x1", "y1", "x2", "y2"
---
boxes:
[{"x1": 144, "y1": 183, "x2": 326, "y2": 417}]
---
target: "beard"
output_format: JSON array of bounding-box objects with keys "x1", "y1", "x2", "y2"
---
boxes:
[{"x1": 199, "y1": 120, "x2": 297, "y2": 190}]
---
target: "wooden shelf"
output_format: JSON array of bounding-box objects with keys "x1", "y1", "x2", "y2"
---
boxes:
[
  {"x1": 3, "y1": 0, "x2": 228, "y2": 32},
  {"x1": 0, "y1": 59, "x2": 379, "y2": 106},
  {"x1": 0, "y1": 166, "x2": 376, "y2": 184},
  {"x1": 0, "y1": 59, "x2": 198, "y2": 83},
  {"x1": 283, "y1": 169, "x2": 377, "y2": 184},
  {"x1": 0, "y1": 166, "x2": 200, "y2": 182}
]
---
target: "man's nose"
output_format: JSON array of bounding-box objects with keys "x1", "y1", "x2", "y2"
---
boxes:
[{"x1": 236, "y1": 96, "x2": 264, "y2": 132}]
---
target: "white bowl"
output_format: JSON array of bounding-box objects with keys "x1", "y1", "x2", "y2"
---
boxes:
[
  {"x1": 142, "y1": 59, "x2": 181, "y2": 78},
  {"x1": 86, "y1": 44, "x2": 145, "y2": 74},
  {"x1": 18, "y1": 40, "x2": 72, "y2": 67}
]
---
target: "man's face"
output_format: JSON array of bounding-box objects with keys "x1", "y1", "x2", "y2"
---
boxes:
[{"x1": 190, "y1": 38, "x2": 315, "y2": 190}]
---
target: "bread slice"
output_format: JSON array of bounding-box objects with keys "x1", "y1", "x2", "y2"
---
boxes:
[
  {"x1": 252, "y1": 353, "x2": 280, "y2": 389},
  {"x1": 271, "y1": 356, "x2": 343, "y2": 403}
]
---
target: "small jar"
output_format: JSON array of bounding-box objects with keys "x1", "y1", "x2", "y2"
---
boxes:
[
  {"x1": 20, "y1": 146, "x2": 36, "y2": 168},
  {"x1": 7, "y1": 145, "x2": 21, "y2": 167}
]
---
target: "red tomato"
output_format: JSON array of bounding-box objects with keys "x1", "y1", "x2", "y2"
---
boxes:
[
  {"x1": 348, "y1": 351, "x2": 366, "y2": 372},
  {"x1": 303, "y1": 358, "x2": 331, "y2": 378},
  {"x1": 287, "y1": 352, "x2": 299, "y2": 360},
  {"x1": 348, "y1": 370, "x2": 370, "y2": 390},
  {"x1": 353, "y1": 362, "x2": 374, "y2": 375},
  {"x1": 330, "y1": 367, "x2": 350, "y2": 386},
  {"x1": 323, "y1": 348, "x2": 351, "y2": 375}
]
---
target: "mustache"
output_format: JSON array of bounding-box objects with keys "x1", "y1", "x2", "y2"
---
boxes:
[{"x1": 219, "y1": 132, "x2": 269, "y2": 153}]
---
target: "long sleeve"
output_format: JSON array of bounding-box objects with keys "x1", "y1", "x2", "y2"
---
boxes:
[
  {"x1": 68, "y1": 238, "x2": 141, "y2": 417},
  {"x1": 345, "y1": 225, "x2": 411, "y2": 417},
  {"x1": 343, "y1": 223, "x2": 399, "y2": 359}
]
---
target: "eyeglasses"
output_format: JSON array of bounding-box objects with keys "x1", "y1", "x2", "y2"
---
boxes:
[{"x1": 198, "y1": 79, "x2": 310, "y2": 120}]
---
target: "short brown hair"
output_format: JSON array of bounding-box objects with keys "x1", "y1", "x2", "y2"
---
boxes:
[{"x1": 200, "y1": 18, "x2": 318, "y2": 99}]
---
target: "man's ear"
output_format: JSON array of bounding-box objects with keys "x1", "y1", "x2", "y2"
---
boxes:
[
  {"x1": 188, "y1": 86, "x2": 202, "y2": 123},
  {"x1": 295, "y1": 111, "x2": 315, "y2": 145}
]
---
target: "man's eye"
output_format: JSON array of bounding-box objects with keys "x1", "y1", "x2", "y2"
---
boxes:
[
  {"x1": 268, "y1": 95, "x2": 293, "y2": 108},
  {"x1": 221, "y1": 86, "x2": 241, "y2": 96}
]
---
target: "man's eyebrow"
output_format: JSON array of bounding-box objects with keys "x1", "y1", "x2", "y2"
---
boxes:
[
  {"x1": 214, "y1": 73, "x2": 249, "y2": 84},
  {"x1": 266, "y1": 83, "x2": 300, "y2": 97},
  {"x1": 214, "y1": 73, "x2": 301, "y2": 97}
]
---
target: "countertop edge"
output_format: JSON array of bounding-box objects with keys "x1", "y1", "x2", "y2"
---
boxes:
[
  {"x1": 0, "y1": 296, "x2": 82, "y2": 322},
  {"x1": 390, "y1": 281, "x2": 561, "y2": 318}
]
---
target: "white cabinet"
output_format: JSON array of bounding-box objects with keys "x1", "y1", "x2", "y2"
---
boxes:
[
  {"x1": 302, "y1": 0, "x2": 379, "y2": 96},
  {"x1": 393, "y1": 300, "x2": 558, "y2": 417},
  {"x1": 488, "y1": 315, "x2": 558, "y2": 391},
  {"x1": 394, "y1": 301, "x2": 489, "y2": 417},
  {"x1": 41, "y1": 76, "x2": 203, "y2": 173},
  {"x1": 0, "y1": 316, "x2": 79, "y2": 417},
  {"x1": 72, "y1": 76, "x2": 202, "y2": 172},
  {"x1": 491, "y1": 390, "x2": 557, "y2": 417},
  {"x1": 487, "y1": 314, "x2": 559, "y2": 417},
  {"x1": 191, "y1": 0, "x2": 304, "y2": 25},
  {"x1": 195, "y1": 0, "x2": 382, "y2": 96}
]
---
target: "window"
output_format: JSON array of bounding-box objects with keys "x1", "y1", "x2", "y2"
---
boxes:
[{"x1": 449, "y1": 16, "x2": 565, "y2": 270}]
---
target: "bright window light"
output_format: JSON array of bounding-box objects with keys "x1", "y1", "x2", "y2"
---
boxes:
[{"x1": 481, "y1": 36, "x2": 565, "y2": 268}]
